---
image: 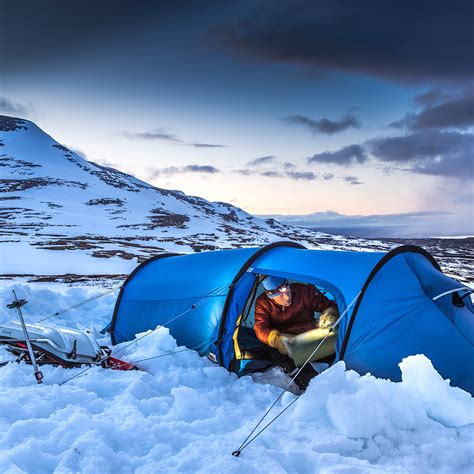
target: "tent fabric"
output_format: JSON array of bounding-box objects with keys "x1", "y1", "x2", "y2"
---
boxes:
[
  {"x1": 341, "y1": 251, "x2": 474, "y2": 393},
  {"x1": 111, "y1": 247, "x2": 259, "y2": 354},
  {"x1": 110, "y1": 243, "x2": 474, "y2": 394}
]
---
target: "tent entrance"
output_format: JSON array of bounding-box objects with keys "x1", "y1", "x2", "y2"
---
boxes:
[{"x1": 229, "y1": 274, "x2": 340, "y2": 375}]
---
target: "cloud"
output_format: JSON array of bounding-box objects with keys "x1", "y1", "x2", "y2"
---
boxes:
[
  {"x1": 369, "y1": 130, "x2": 472, "y2": 161},
  {"x1": 308, "y1": 144, "x2": 368, "y2": 166},
  {"x1": 3, "y1": 2, "x2": 210, "y2": 72},
  {"x1": 411, "y1": 155, "x2": 473, "y2": 179},
  {"x1": 453, "y1": 192, "x2": 473, "y2": 205},
  {"x1": 121, "y1": 129, "x2": 182, "y2": 143},
  {"x1": 215, "y1": 1, "x2": 473, "y2": 83},
  {"x1": 183, "y1": 165, "x2": 220, "y2": 173},
  {"x1": 189, "y1": 142, "x2": 226, "y2": 148},
  {"x1": 283, "y1": 114, "x2": 360, "y2": 135},
  {"x1": 368, "y1": 130, "x2": 474, "y2": 179},
  {"x1": 414, "y1": 89, "x2": 451, "y2": 107},
  {"x1": 235, "y1": 169, "x2": 252, "y2": 176},
  {"x1": 0, "y1": 97, "x2": 29, "y2": 117},
  {"x1": 260, "y1": 170, "x2": 283, "y2": 178},
  {"x1": 343, "y1": 176, "x2": 363, "y2": 185},
  {"x1": 286, "y1": 171, "x2": 318, "y2": 180},
  {"x1": 391, "y1": 96, "x2": 474, "y2": 131},
  {"x1": 150, "y1": 164, "x2": 220, "y2": 178},
  {"x1": 305, "y1": 127, "x2": 473, "y2": 180},
  {"x1": 234, "y1": 167, "x2": 325, "y2": 181},
  {"x1": 121, "y1": 129, "x2": 226, "y2": 148},
  {"x1": 247, "y1": 155, "x2": 276, "y2": 166}
]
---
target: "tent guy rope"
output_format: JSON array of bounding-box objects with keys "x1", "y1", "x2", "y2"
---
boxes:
[
  {"x1": 37, "y1": 287, "x2": 122, "y2": 323},
  {"x1": 232, "y1": 290, "x2": 362, "y2": 457},
  {"x1": 59, "y1": 293, "x2": 215, "y2": 386}
]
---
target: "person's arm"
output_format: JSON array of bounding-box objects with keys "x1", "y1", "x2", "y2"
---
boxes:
[
  {"x1": 254, "y1": 298, "x2": 290, "y2": 355},
  {"x1": 254, "y1": 297, "x2": 274, "y2": 344}
]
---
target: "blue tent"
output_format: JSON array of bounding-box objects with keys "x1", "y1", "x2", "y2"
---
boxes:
[{"x1": 110, "y1": 242, "x2": 474, "y2": 393}]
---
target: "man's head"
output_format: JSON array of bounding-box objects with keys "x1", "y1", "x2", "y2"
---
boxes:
[{"x1": 262, "y1": 276, "x2": 292, "y2": 307}]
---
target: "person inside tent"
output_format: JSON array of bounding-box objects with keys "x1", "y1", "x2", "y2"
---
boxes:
[{"x1": 254, "y1": 276, "x2": 339, "y2": 390}]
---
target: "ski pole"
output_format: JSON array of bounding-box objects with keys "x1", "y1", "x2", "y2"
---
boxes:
[{"x1": 7, "y1": 290, "x2": 43, "y2": 384}]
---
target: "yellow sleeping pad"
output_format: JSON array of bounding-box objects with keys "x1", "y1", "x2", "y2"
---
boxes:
[{"x1": 286, "y1": 328, "x2": 337, "y2": 367}]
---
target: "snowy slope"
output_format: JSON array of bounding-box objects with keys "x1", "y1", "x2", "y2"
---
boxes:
[
  {"x1": 0, "y1": 283, "x2": 472, "y2": 473},
  {"x1": 0, "y1": 115, "x2": 383, "y2": 276}
]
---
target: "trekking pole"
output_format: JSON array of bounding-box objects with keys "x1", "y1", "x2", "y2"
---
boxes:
[{"x1": 7, "y1": 290, "x2": 43, "y2": 384}]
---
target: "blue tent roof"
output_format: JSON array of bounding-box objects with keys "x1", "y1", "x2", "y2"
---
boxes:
[
  {"x1": 110, "y1": 243, "x2": 474, "y2": 394},
  {"x1": 111, "y1": 246, "x2": 260, "y2": 354}
]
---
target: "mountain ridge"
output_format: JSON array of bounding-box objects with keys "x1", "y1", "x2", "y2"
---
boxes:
[
  {"x1": 1, "y1": 115, "x2": 385, "y2": 277},
  {"x1": 1, "y1": 115, "x2": 471, "y2": 283}
]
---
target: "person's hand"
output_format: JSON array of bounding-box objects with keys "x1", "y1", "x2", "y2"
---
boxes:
[
  {"x1": 268, "y1": 330, "x2": 294, "y2": 355},
  {"x1": 319, "y1": 307, "x2": 339, "y2": 328}
]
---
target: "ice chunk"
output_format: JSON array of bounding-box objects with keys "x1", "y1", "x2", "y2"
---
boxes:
[{"x1": 400, "y1": 354, "x2": 474, "y2": 427}]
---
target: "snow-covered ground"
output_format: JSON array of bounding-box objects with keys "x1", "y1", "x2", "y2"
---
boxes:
[{"x1": 0, "y1": 283, "x2": 472, "y2": 474}]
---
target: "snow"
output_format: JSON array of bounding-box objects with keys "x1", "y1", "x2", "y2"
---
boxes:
[{"x1": 0, "y1": 283, "x2": 472, "y2": 473}]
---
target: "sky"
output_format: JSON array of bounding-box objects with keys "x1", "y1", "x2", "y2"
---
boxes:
[{"x1": 1, "y1": 0, "x2": 473, "y2": 237}]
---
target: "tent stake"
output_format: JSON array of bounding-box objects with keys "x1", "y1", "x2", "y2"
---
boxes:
[{"x1": 7, "y1": 290, "x2": 43, "y2": 384}]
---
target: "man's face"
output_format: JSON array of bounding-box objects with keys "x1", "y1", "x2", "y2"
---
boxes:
[{"x1": 267, "y1": 284, "x2": 292, "y2": 307}]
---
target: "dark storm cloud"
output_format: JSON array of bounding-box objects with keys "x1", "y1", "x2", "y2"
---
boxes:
[
  {"x1": 414, "y1": 89, "x2": 451, "y2": 107},
  {"x1": 411, "y1": 155, "x2": 473, "y2": 179},
  {"x1": 0, "y1": 97, "x2": 29, "y2": 117},
  {"x1": 283, "y1": 114, "x2": 360, "y2": 135},
  {"x1": 1, "y1": 1, "x2": 204, "y2": 71},
  {"x1": 215, "y1": 0, "x2": 473, "y2": 83},
  {"x1": 368, "y1": 130, "x2": 474, "y2": 179},
  {"x1": 150, "y1": 164, "x2": 220, "y2": 178},
  {"x1": 307, "y1": 130, "x2": 473, "y2": 180},
  {"x1": 369, "y1": 130, "x2": 473, "y2": 163},
  {"x1": 247, "y1": 155, "x2": 276, "y2": 166},
  {"x1": 391, "y1": 96, "x2": 474, "y2": 131},
  {"x1": 343, "y1": 176, "x2": 363, "y2": 185},
  {"x1": 308, "y1": 144, "x2": 367, "y2": 166}
]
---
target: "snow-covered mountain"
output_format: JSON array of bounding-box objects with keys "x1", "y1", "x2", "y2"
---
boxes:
[
  {"x1": 1, "y1": 115, "x2": 471, "y2": 282},
  {"x1": 1, "y1": 115, "x2": 384, "y2": 277}
]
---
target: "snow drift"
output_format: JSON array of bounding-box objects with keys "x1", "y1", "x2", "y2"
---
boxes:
[{"x1": 0, "y1": 283, "x2": 472, "y2": 473}]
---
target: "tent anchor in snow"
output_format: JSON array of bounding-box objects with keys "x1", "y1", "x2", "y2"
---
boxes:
[{"x1": 108, "y1": 242, "x2": 474, "y2": 394}]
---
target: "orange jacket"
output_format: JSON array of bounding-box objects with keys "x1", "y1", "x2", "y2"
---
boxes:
[{"x1": 254, "y1": 283, "x2": 337, "y2": 344}]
